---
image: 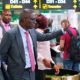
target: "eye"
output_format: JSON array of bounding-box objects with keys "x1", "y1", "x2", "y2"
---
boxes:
[{"x1": 4, "y1": 14, "x2": 12, "y2": 16}]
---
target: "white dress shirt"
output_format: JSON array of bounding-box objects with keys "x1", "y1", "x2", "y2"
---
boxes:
[
  {"x1": 0, "y1": 27, "x2": 3, "y2": 43},
  {"x1": 18, "y1": 24, "x2": 35, "y2": 68}
]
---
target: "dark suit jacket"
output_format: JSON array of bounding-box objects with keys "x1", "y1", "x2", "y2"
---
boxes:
[
  {"x1": 0, "y1": 26, "x2": 63, "y2": 80},
  {"x1": 0, "y1": 23, "x2": 14, "y2": 80},
  {"x1": 0, "y1": 68, "x2": 5, "y2": 80},
  {"x1": 1, "y1": 62, "x2": 10, "y2": 80}
]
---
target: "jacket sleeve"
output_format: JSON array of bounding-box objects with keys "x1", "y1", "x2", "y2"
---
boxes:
[
  {"x1": 0, "y1": 32, "x2": 11, "y2": 62},
  {"x1": 36, "y1": 30, "x2": 64, "y2": 41}
]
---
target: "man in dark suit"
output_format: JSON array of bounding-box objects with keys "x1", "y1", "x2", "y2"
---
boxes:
[
  {"x1": 0, "y1": 9, "x2": 63, "y2": 80},
  {"x1": 0, "y1": 9, "x2": 14, "y2": 80}
]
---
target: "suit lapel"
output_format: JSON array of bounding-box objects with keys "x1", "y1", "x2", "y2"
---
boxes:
[
  {"x1": 15, "y1": 28, "x2": 36, "y2": 64},
  {"x1": 9, "y1": 24, "x2": 13, "y2": 28},
  {"x1": 28, "y1": 29, "x2": 37, "y2": 58},
  {"x1": 28, "y1": 29, "x2": 35, "y2": 48},
  {"x1": 15, "y1": 27, "x2": 25, "y2": 63}
]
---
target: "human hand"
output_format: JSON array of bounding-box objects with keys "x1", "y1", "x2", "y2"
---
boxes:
[
  {"x1": 50, "y1": 43, "x2": 56, "y2": 47},
  {"x1": 53, "y1": 64, "x2": 60, "y2": 75},
  {"x1": 43, "y1": 58, "x2": 51, "y2": 68}
]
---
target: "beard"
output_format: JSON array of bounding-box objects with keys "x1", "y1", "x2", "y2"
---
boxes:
[{"x1": 3, "y1": 19, "x2": 10, "y2": 24}]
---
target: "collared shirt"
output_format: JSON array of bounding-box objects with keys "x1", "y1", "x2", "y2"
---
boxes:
[
  {"x1": 1, "y1": 20, "x2": 10, "y2": 31},
  {"x1": 18, "y1": 24, "x2": 35, "y2": 68},
  {"x1": 0, "y1": 27, "x2": 3, "y2": 43}
]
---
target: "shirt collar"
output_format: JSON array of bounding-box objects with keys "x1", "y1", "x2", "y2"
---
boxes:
[
  {"x1": 1, "y1": 20, "x2": 9, "y2": 26},
  {"x1": 18, "y1": 24, "x2": 27, "y2": 33}
]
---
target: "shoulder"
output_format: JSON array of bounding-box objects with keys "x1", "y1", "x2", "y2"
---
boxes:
[
  {"x1": 60, "y1": 31, "x2": 68, "y2": 40},
  {"x1": 7, "y1": 26, "x2": 18, "y2": 36},
  {"x1": 69, "y1": 27, "x2": 77, "y2": 35},
  {"x1": 10, "y1": 23, "x2": 18, "y2": 28}
]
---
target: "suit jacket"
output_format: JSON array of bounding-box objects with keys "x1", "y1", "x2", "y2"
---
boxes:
[
  {"x1": 0, "y1": 26, "x2": 63, "y2": 80},
  {"x1": 0, "y1": 23, "x2": 13, "y2": 35},
  {"x1": 0, "y1": 68, "x2": 5, "y2": 80},
  {"x1": 1, "y1": 62, "x2": 11, "y2": 80},
  {"x1": 0, "y1": 22, "x2": 14, "y2": 80}
]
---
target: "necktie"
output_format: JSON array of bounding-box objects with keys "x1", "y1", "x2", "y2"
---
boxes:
[
  {"x1": 5, "y1": 24, "x2": 10, "y2": 31},
  {"x1": 25, "y1": 32, "x2": 35, "y2": 71}
]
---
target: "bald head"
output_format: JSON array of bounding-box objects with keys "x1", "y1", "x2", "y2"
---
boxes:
[
  {"x1": 19, "y1": 9, "x2": 34, "y2": 22},
  {"x1": 2, "y1": 9, "x2": 12, "y2": 24},
  {"x1": 19, "y1": 9, "x2": 36, "y2": 30}
]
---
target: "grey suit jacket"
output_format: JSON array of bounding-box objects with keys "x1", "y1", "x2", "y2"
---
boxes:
[
  {"x1": 0, "y1": 23, "x2": 13, "y2": 35},
  {"x1": 0, "y1": 69, "x2": 5, "y2": 80},
  {"x1": 0, "y1": 26, "x2": 63, "y2": 80}
]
